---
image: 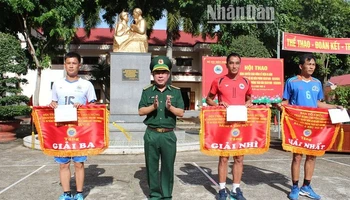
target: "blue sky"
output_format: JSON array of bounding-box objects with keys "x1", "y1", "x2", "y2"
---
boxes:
[{"x1": 152, "y1": 18, "x2": 167, "y2": 30}]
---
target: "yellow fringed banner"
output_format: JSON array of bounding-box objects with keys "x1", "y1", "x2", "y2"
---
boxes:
[
  {"x1": 337, "y1": 127, "x2": 344, "y2": 151},
  {"x1": 281, "y1": 105, "x2": 340, "y2": 156},
  {"x1": 31, "y1": 120, "x2": 35, "y2": 149},
  {"x1": 284, "y1": 114, "x2": 297, "y2": 139},
  {"x1": 32, "y1": 105, "x2": 109, "y2": 157},
  {"x1": 200, "y1": 105, "x2": 271, "y2": 156}
]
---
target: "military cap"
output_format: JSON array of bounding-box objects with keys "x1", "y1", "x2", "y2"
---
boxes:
[{"x1": 150, "y1": 56, "x2": 172, "y2": 72}]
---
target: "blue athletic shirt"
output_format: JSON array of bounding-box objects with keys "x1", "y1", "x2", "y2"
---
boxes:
[{"x1": 283, "y1": 75, "x2": 324, "y2": 108}]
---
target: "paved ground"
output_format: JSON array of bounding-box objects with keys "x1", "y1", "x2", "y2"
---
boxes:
[{"x1": 1, "y1": 136, "x2": 350, "y2": 200}]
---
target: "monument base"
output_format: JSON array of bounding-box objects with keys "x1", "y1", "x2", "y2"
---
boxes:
[{"x1": 110, "y1": 52, "x2": 151, "y2": 116}]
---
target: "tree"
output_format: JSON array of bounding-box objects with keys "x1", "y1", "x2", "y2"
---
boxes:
[
  {"x1": 277, "y1": 0, "x2": 350, "y2": 82},
  {"x1": 0, "y1": 0, "x2": 100, "y2": 105},
  {"x1": 208, "y1": 0, "x2": 280, "y2": 56},
  {"x1": 209, "y1": 0, "x2": 350, "y2": 81},
  {"x1": 164, "y1": 0, "x2": 216, "y2": 59},
  {"x1": 90, "y1": 60, "x2": 110, "y2": 103},
  {"x1": 329, "y1": 86, "x2": 350, "y2": 109},
  {"x1": 0, "y1": 32, "x2": 31, "y2": 120},
  {"x1": 99, "y1": 0, "x2": 165, "y2": 30},
  {"x1": 211, "y1": 35, "x2": 272, "y2": 57}
]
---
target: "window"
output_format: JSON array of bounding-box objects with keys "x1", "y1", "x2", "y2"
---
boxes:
[
  {"x1": 176, "y1": 58, "x2": 192, "y2": 66},
  {"x1": 83, "y1": 57, "x2": 99, "y2": 65}
]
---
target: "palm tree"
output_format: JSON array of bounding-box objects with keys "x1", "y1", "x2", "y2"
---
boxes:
[
  {"x1": 90, "y1": 60, "x2": 110, "y2": 103},
  {"x1": 164, "y1": 0, "x2": 217, "y2": 59}
]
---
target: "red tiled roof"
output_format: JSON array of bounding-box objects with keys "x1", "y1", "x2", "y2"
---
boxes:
[
  {"x1": 329, "y1": 74, "x2": 350, "y2": 86},
  {"x1": 72, "y1": 28, "x2": 217, "y2": 46}
]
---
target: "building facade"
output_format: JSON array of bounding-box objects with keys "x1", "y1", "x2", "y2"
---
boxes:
[{"x1": 21, "y1": 28, "x2": 217, "y2": 110}]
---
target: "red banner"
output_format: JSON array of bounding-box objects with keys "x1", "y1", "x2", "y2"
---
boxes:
[
  {"x1": 200, "y1": 105, "x2": 271, "y2": 156},
  {"x1": 282, "y1": 32, "x2": 350, "y2": 54},
  {"x1": 281, "y1": 105, "x2": 340, "y2": 156},
  {"x1": 202, "y1": 57, "x2": 284, "y2": 104},
  {"x1": 32, "y1": 105, "x2": 109, "y2": 157}
]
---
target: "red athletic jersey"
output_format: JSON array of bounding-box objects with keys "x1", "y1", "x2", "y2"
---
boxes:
[{"x1": 209, "y1": 75, "x2": 252, "y2": 105}]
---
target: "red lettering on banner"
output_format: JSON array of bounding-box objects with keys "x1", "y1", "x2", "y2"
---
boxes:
[{"x1": 283, "y1": 32, "x2": 350, "y2": 54}]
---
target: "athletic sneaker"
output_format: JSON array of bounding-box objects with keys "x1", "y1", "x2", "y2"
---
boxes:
[
  {"x1": 73, "y1": 193, "x2": 84, "y2": 200},
  {"x1": 58, "y1": 193, "x2": 73, "y2": 200},
  {"x1": 218, "y1": 188, "x2": 228, "y2": 200},
  {"x1": 288, "y1": 185, "x2": 299, "y2": 200},
  {"x1": 300, "y1": 185, "x2": 321, "y2": 199},
  {"x1": 229, "y1": 188, "x2": 246, "y2": 200}
]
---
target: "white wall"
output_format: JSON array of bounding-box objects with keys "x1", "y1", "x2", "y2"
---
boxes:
[{"x1": 21, "y1": 68, "x2": 64, "y2": 106}]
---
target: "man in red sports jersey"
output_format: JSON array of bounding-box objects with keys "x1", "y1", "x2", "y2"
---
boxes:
[{"x1": 206, "y1": 52, "x2": 253, "y2": 200}]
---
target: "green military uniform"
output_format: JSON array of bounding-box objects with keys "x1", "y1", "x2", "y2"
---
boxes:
[{"x1": 138, "y1": 56, "x2": 184, "y2": 200}]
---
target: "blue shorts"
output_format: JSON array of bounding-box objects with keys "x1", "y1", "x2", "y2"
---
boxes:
[{"x1": 54, "y1": 156, "x2": 87, "y2": 164}]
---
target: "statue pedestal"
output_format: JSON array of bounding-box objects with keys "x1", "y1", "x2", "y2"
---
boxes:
[
  {"x1": 110, "y1": 52, "x2": 151, "y2": 121},
  {"x1": 109, "y1": 52, "x2": 151, "y2": 146},
  {"x1": 105, "y1": 53, "x2": 200, "y2": 154}
]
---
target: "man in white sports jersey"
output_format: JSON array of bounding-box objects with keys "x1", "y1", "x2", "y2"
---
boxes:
[{"x1": 49, "y1": 52, "x2": 97, "y2": 200}]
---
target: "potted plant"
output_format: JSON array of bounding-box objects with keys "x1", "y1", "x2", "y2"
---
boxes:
[
  {"x1": 327, "y1": 85, "x2": 350, "y2": 152},
  {"x1": 0, "y1": 32, "x2": 31, "y2": 142}
]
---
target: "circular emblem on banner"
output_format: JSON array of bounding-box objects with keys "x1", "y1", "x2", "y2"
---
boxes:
[
  {"x1": 67, "y1": 127, "x2": 77, "y2": 137},
  {"x1": 303, "y1": 129, "x2": 312, "y2": 137},
  {"x1": 214, "y1": 65, "x2": 223, "y2": 74},
  {"x1": 231, "y1": 128, "x2": 240, "y2": 137},
  {"x1": 239, "y1": 83, "x2": 245, "y2": 89}
]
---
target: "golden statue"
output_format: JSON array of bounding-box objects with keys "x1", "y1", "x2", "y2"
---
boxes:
[
  {"x1": 113, "y1": 8, "x2": 148, "y2": 53},
  {"x1": 113, "y1": 11, "x2": 130, "y2": 52}
]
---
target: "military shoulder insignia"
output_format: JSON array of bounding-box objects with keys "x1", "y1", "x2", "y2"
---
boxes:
[
  {"x1": 143, "y1": 84, "x2": 153, "y2": 90},
  {"x1": 170, "y1": 85, "x2": 180, "y2": 89}
]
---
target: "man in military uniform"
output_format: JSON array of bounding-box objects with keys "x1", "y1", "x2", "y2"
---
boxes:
[{"x1": 138, "y1": 56, "x2": 185, "y2": 200}]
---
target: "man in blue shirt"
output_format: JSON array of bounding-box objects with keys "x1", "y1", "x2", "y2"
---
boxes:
[{"x1": 282, "y1": 54, "x2": 341, "y2": 200}]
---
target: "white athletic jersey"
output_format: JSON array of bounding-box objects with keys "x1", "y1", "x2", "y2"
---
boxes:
[{"x1": 51, "y1": 78, "x2": 97, "y2": 105}]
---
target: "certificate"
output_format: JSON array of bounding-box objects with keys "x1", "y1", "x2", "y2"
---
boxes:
[
  {"x1": 328, "y1": 109, "x2": 350, "y2": 124},
  {"x1": 54, "y1": 105, "x2": 77, "y2": 122},
  {"x1": 226, "y1": 105, "x2": 247, "y2": 122}
]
